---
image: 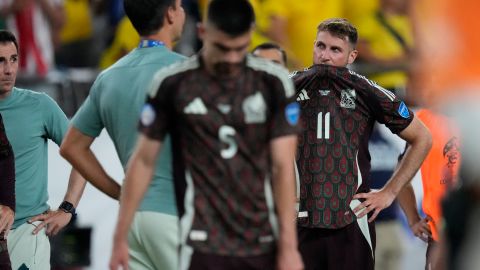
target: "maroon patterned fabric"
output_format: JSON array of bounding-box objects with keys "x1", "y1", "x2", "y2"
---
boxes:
[
  {"x1": 140, "y1": 55, "x2": 300, "y2": 256},
  {"x1": 0, "y1": 113, "x2": 15, "y2": 212},
  {"x1": 293, "y1": 64, "x2": 413, "y2": 229}
]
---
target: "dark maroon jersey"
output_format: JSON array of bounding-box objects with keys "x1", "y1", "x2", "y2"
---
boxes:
[
  {"x1": 292, "y1": 64, "x2": 413, "y2": 229},
  {"x1": 0, "y1": 112, "x2": 15, "y2": 212},
  {"x1": 139, "y1": 55, "x2": 301, "y2": 256}
]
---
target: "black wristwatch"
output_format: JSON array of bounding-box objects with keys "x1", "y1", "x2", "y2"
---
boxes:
[{"x1": 59, "y1": 201, "x2": 76, "y2": 216}]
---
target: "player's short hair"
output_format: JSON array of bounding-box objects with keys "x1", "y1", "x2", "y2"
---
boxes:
[
  {"x1": 206, "y1": 0, "x2": 255, "y2": 37},
  {"x1": 124, "y1": 0, "x2": 177, "y2": 36},
  {"x1": 0, "y1": 30, "x2": 19, "y2": 52},
  {"x1": 317, "y1": 18, "x2": 358, "y2": 47},
  {"x1": 252, "y1": 42, "x2": 287, "y2": 64}
]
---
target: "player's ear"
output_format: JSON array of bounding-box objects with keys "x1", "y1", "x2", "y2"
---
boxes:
[{"x1": 348, "y1": 49, "x2": 358, "y2": 65}]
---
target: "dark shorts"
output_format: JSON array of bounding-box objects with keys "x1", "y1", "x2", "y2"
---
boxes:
[
  {"x1": 187, "y1": 251, "x2": 276, "y2": 270},
  {"x1": 0, "y1": 237, "x2": 11, "y2": 270},
  {"x1": 298, "y1": 221, "x2": 375, "y2": 270}
]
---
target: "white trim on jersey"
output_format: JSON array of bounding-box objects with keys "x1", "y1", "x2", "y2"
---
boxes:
[
  {"x1": 264, "y1": 176, "x2": 279, "y2": 241},
  {"x1": 247, "y1": 54, "x2": 295, "y2": 98},
  {"x1": 348, "y1": 69, "x2": 396, "y2": 101},
  {"x1": 294, "y1": 161, "x2": 300, "y2": 212},
  {"x1": 148, "y1": 56, "x2": 200, "y2": 97},
  {"x1": 349, "y1": 151, "x2": 374, "y2": 259},
  {"x1": 179, "y1": 170, "x2": 196, "y2": 270}
]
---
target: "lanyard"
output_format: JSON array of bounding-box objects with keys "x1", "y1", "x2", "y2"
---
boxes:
[{"x1": 138, "y1": 40, "x2": 165, "y2": 48}]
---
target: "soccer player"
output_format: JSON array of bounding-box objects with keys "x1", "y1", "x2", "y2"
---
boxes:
[
  {"x1": 292, "y1": 18, "x2": 432, "y2": 270},
  {"x1": 110, "y1": 0, "x2": 303, "y2": 269},
  {"x1": 252, "y1": 42, "x2": 287, "y2": 67},
  {"x1": 0, "y1": 112, "x2": 14, "y2": 269},
  {"x1": 59, "y1": 0, "x2": 186, "y2": 269},
  {"x1": 0, "y1": 29, "x2": 86, "y2": 269}
]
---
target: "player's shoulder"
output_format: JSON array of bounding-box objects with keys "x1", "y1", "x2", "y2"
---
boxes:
[{"x1": 148, "y1": 56, "x2": 199, "y2": 97}]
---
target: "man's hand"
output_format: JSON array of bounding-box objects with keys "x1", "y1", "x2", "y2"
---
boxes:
[
  {"x1": 277, "y1": 247, "x2": 304, "y2": 270},
  {"x1": 410, "y1": 216, "x2": 432, "y2": 242},
  {"x1": 109, "y1": 237, "x2": 130, "y2": 270},
  {"x1": 28, "y1": 210, "x2": 72, "y2": 236},
  {"x1": 353, "y1": 188, "x2": 396, "y2": 222},
  {"x1": 0, "y1": 205, "x2": 14, "y2": 237}
]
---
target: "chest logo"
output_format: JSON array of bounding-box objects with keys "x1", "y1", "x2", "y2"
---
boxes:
[
  {"x1": 184, "y1": 97, "x2": 207, "y2": 115},
  {"x1": 243, "y1": 92, "x2": 266, "y2": 124},
  {"x1": 296, "y1": 89, "x2": 310, "y2": 101},
  {"x1": 319, "y1": 90, "x2": 330, "y2": 96},
  {"x1": 340, "y1": 89, "x2": 356, "y2": 109}
]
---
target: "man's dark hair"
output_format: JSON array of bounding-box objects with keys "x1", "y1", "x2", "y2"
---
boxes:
[
  {"x1": 124, "y1": 0, "x2": 177, "y2": 36},
  {"x1": 252, "y1": 42, "x2": 287, "y2": 64},
  {"x1": 207, "y1": 0, "x2": 255, "y2": 36},
  {"x1": 317, "y1": 18, "x2": 358, "y2": 47},
  {"x1": 0, "y1": 30, "x2": 19, "y2": 52}
]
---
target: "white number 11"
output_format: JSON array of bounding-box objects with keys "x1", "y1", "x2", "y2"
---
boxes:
[{"x1": 317, "y1": 112, "x2": 330, "y2": 139}]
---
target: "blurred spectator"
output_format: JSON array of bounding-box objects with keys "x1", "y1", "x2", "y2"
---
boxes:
[
  {"x1": 411, "y1": 0, "x2": 480, "y2": 269},
  {"x1": 252, "y1": 42, "x2": 287, "y2": 67},
  {"x1": 173, "y1": 0, "x2": 202, "y2": 56},
  {"x1": 0, "y1": 0, "x2": 65, "y2": 78},
  {"x1": 398, "y1": 108, "x2": 461, "y2": 270},
  {"x1": 261, "y1": 0, "x2": 344, "y2": 69},
  {"x1": 342, "y1": 0, "x2": 378, "y2": 27},
  {"x1": 98, "y1": 16, "x2": 138, "y2": 69},
  {"x1": 355, "y1": 0, "x2": 413, "y2": 97},
  {"x1": 55, "y1": 0, "x2": 95, "y2": 68}
]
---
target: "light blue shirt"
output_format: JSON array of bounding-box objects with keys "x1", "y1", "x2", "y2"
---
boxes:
[{"x1": 72, "y1": 45, "x2": 185, "y2": 215}]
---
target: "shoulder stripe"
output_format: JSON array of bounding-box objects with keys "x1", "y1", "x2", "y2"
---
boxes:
[
  {"x1": 148, "y1": 56, "x2": 199, "y2": 97},
  {"x1": 247, "y1": 55, "x2": 295, "y2": 98},
  {"x1": 348, "y1": 69, "x2": 395, "y2": 101}
]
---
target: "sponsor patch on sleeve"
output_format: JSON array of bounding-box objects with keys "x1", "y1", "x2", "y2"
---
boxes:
[
  {"x1": 285, "y1": 102, "x2": 300, "y2": 126},
  {"x1": 398, "y1": 101, "x2": 410, "y2": 119},
  {"x1": 140, "y1": 104, "x2": 156, "y2": 126}
]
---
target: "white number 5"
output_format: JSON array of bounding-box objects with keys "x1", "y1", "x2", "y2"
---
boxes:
[{"x1": 219, "y1": 125, "x2": 237, "y2": 159}]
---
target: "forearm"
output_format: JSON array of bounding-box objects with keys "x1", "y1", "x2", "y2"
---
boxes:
[
  {"x1": 385, "y1": 124, "x2": 432, "y2": 195},
  {"x1": 61, "y1": 146, "x2": 121, "y2": 200},
  {"x1": 62, "y1": 169, "x2": 87, "y2": 207},
  {"x1": 270, "y1": 136, "x2": 299, "y2": 250},
  {"x1": 272, "y1": 167, "x2": 298, "y2": 250},
  {"x1": 397, "y1": 184, "x2": 421, "y2": 226}
]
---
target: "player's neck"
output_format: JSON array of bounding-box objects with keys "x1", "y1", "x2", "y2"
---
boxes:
[{"x1": 142, "y1": 31, "x2": 173, "y2": 50}]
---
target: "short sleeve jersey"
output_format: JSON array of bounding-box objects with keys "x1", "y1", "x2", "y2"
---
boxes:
[
  {"x1": 292, "y1": 64, "x2": 413, "y2": 229},
  {"x1": 139, "y1": 55, "x2": 301, "y2": 256}
]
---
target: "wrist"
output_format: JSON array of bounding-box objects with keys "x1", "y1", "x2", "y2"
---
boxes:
[{"x1": 58, "y1": 200, "x2": 76, "y2": 217}]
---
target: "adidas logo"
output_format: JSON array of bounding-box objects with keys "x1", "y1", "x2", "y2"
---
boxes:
[
  {"x1": 184, "y1": 97, "x2": 207, "y2": 114},
  {"x1": 297, "y1": 89, "x2": 310, "y2": 101}
]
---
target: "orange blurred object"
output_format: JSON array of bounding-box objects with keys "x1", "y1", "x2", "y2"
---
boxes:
[{"x1": 413, "y1": 0, "x2": 480, "y2": 105}]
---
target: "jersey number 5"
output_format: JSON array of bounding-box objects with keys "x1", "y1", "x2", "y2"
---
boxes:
[
  {"x1": 317, "y1": 112, "x2": 330, "y2": 139},
  {"x1": 219, "y1": 125, "x2": 237, "y2": 159}
]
